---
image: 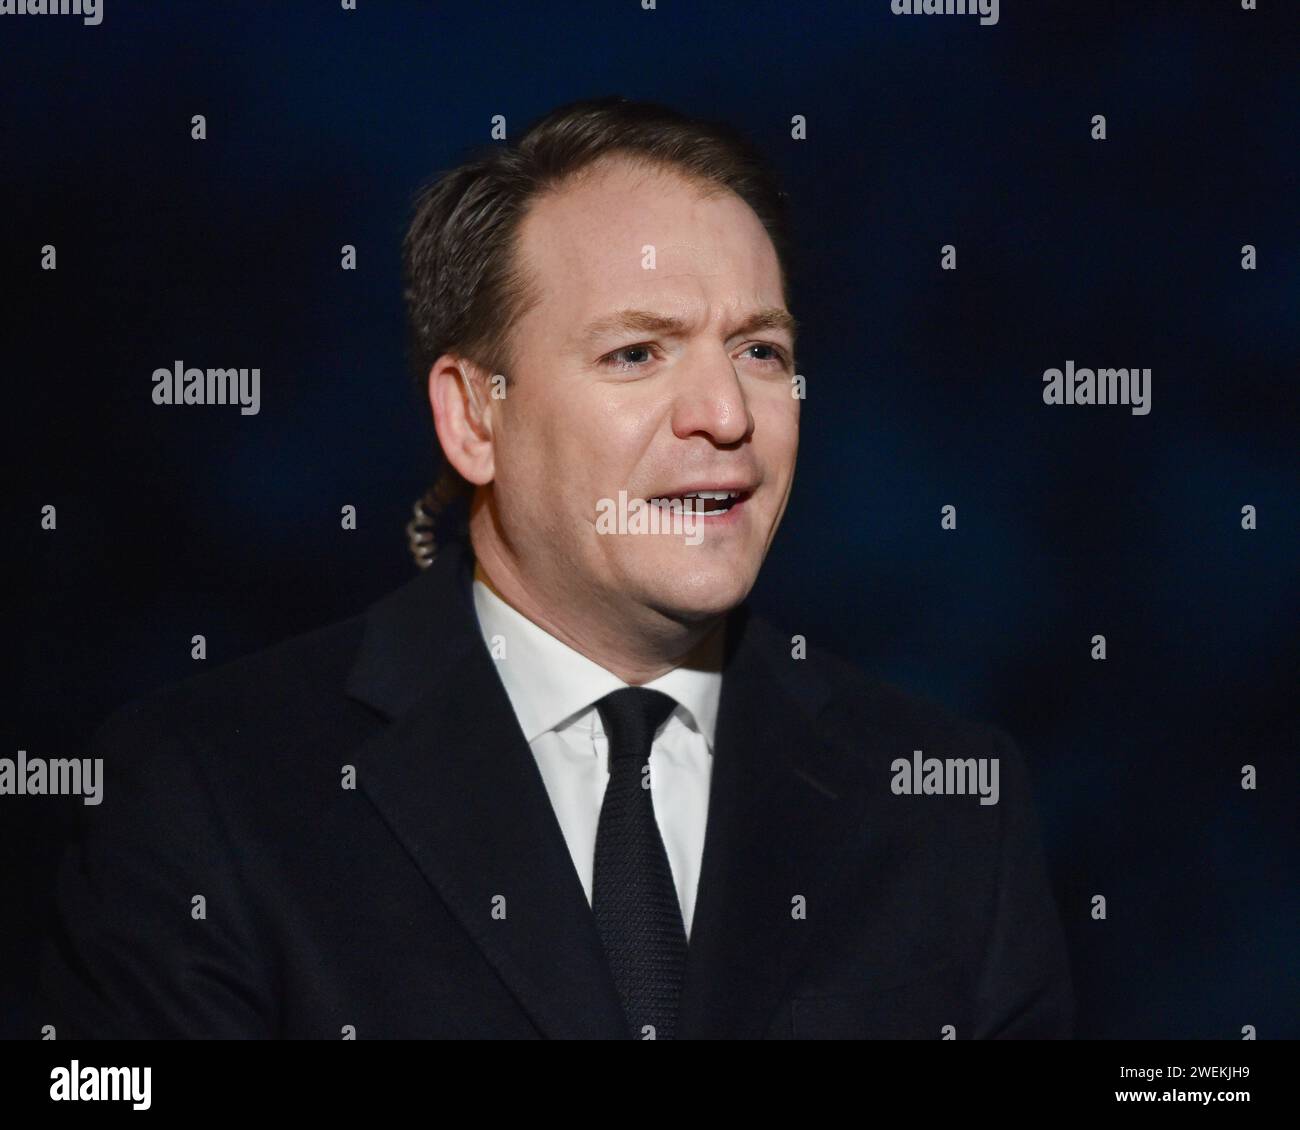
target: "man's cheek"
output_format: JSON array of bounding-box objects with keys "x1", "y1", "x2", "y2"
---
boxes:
[{"x1": 754, "y1": 412, "x2": 799, "y2": 470}]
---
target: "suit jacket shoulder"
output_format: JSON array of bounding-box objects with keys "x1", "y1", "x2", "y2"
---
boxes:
[{"x1": 40, "y1": 541, "x2": 1073, "y2": 1040}]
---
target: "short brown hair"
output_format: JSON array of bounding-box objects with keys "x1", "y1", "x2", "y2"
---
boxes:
[{"x1": 400, "y1": 95, "x2": 797, "y2": 553}]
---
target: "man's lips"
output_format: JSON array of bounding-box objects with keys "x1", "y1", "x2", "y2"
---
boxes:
[{"x1": 645, "y1": 484, "x2": 755, "y2": 518}]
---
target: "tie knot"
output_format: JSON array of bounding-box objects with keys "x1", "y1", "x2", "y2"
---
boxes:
[{"x1": 595, "y1": 687, "x2": 677, "y2": 765}]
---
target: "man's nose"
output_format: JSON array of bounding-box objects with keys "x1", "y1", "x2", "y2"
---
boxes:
[{"x1": 669, "y1": 349, "x2": 754, "y2": 446}]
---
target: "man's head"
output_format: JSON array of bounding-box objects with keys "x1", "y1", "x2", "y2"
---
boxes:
[{"x1": 403, "y1": 97, "x2": 800, "y2": 659}]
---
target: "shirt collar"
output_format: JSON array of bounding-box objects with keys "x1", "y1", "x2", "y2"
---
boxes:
[{"x1": 471, "y1": 567, "x2": 724, "y2": 750}]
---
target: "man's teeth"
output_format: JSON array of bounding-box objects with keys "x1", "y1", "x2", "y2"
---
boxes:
[{"x1": 654, "y1": 490, "x2": 741, "y2": 515}]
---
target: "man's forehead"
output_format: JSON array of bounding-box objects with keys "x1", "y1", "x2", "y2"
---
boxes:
[
  {"x1": 514, "y1": 163, "x2": 786, "y2": 343},
  {"x1": 523, "y1": 213, "x2": 765, "y2": 276},
  {"x1": 520, "y1": 163, "x2": 773, "y2": 268}
]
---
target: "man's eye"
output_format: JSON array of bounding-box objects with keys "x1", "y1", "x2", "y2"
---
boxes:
[
  {"x1": 744, "y1": 343, "x2": 790, "y2": 368},
  {"x1": 597, "y1": 341, "x2": 791, "y2": 372},
  {"x1": 599, "y1": 344, "x2": 656, "y2": 371}
]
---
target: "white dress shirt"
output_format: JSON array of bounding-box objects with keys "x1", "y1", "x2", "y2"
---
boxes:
[{"x1": 471, "y1": 568, "x2": 722, "y2": 939}]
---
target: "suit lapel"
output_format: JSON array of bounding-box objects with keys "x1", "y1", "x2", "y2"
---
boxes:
[
  {"x1": 345, "y1": 539, "x2": 629, "y2": 1039},
  {"x1": 677, "y1": 609, "x2": 874, "y2": 1039},
  {"x1": 345, "y1": 538, "x2": 876, "y2": 1040}
]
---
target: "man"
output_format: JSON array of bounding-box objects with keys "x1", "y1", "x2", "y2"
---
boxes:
[{"x1": 39, "y1": 96, "x2": 1073, "y2": 1039}]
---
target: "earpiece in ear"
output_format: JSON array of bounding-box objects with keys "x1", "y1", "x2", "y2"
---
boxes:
[{"x1": 458, "y1": 364, "x2": 486, "y2": 424}]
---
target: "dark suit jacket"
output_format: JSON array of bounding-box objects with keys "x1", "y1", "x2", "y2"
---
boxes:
[{"x1": 39, "y1": 538, "x2": 1073, "y2": 1039}]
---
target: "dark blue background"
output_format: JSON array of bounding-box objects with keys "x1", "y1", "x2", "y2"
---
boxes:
[{"x1": 6, "y1": 0, "x2": 1297, "y2": 1039}]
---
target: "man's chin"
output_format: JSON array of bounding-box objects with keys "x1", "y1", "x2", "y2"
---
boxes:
[{"x1": 638, "y1": 565, "x2": 757, "y2": 624}]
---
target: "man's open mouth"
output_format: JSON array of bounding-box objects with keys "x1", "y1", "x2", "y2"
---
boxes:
[{"x1": 650, "y1": 488, "x2": 750, "y2": 517}]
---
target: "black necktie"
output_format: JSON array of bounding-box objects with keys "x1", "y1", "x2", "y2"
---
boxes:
[{"x1": 592, "y1": 687, "x2": 688, "y2": 1040}]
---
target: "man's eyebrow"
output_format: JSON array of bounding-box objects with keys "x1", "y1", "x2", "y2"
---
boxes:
[{"x1": 577, "y1": 307, "x2": 799, "y2": 348}]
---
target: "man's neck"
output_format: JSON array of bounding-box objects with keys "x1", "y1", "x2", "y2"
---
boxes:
[{"x1": 469, "y1": 535, "x2": 724, "y2": 687}]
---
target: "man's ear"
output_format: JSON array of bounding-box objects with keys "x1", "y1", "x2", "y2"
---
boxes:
[{"x1": 428, "y1": 356, "x2": 495, "y2": 485}]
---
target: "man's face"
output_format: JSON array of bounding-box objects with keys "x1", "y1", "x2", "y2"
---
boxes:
[{"x1": 485, "y1": 155, "x2": 799, "y2": 626}]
